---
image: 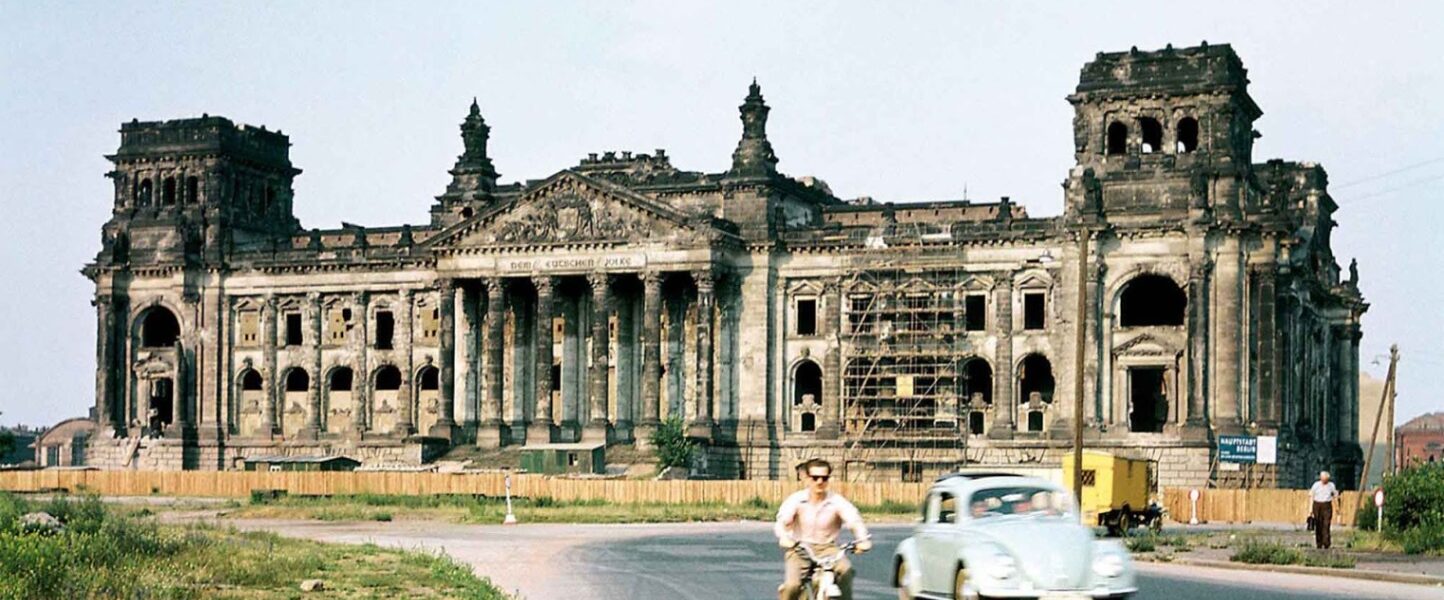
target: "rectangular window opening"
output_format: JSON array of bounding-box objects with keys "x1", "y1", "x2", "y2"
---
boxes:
[
  {"x1": 1023, "y1": 292, "x2": 1046, "y2": 330},
  {"x1": 284, "y1": 313, "x2": 303, "y2": 346},
  {"x1": 375, "y1": 311, "x2": 395, "y2": 350},
  {"x1": 964, "y1": 294, "x2": 986, "y2": 331},
  {"x1": 796, "y1": 298, "x2": 817, "y2": 336}
]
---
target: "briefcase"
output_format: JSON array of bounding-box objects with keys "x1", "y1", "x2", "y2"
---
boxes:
[{"x1": 1306, "y1": 515, "x2": 1316, "y2": 531}]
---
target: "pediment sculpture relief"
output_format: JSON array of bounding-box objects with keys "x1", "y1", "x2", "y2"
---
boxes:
[{"x1": 491, "y1": 193, "x2": 653, "y2": 244}]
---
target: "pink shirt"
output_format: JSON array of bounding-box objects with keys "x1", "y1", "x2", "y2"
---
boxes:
[{"x1": 774, "y1": 490, "x2": 868, "y2": 544}]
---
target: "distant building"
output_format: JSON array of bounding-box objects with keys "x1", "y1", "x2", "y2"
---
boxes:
[
  {"x1": 1396, "y1": 412, "x2": 1444, "y2": 467},
  {"x1": 79, "y1": 44, "x2": 1366, "y2": 488},
  {"x1": 33, "y1": 418, "x2": 97, "y2": 468},
  {"x1": 1357, "y1": 372, "x2": 1391, "y2": 488},
  {"x1": 1, "y1": 426, "x2": 40, "y2": 466}
]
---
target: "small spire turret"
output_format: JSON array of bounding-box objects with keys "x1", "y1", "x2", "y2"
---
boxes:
[
  {"x1": 434, "y1": 99, "x2": 501, "y2": 225},
  {"x1": 729, "y1": 78, "x2": 778, "y2": 178}
]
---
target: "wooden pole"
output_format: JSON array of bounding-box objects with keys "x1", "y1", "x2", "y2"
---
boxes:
[
  {"x1": 1358, "y1": 345, "x2": 1398, "y2": 510},
  {"x1": 1073, "y1": 229, "x2": 1089, "y2": 507}
]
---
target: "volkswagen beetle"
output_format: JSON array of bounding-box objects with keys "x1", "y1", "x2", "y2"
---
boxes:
[{"x1": 893, "y1": 474, "x2": 1136, "y2": 599}]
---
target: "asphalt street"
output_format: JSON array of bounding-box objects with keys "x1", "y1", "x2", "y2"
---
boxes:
[{"x1": 219, "y1": 519, "x2": 1442, "y2": 600}]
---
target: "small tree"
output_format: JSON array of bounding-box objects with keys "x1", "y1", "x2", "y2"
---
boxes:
[
  {"x1": 650, "y1": 415, "x2": 696, "y2": 471},
  {"x1": 0, "y1": 411, "x2": 14, "y2": 459}
]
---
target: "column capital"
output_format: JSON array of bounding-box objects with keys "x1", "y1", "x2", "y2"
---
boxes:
[
  {"x1": 533, "y1": 275, "x2": 556, "y2": 295},
  {"x1": 399, "y1": 288, "x2": 414, "y2": 302},
  {"x1": 692, "y1": 269, "x2": 715, "y2": 293},
  {"x1": 480, "y1": 276, "x2": 504, "y2": 294},
  {"x1": 587, "y1": 272, "x2": 610, "y2": 294},
  {"x1": 435, "y1": 277, "x2": 458, "y2": 291},
  {"x1": 306, "y1": 291, "x2": 321, "y2": 305},
  {"x1": 642, "y1": 270, "x2": 663, "y2": 290}
]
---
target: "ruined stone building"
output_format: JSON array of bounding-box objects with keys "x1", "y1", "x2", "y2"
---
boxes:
[{"x1": 83, "y1": 44, "x2": 1366, "y2": 488}]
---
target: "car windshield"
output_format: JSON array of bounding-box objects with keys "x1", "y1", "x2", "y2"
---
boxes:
[{"x1": 966, "y1": 486, "x2": 1072, "y2": 520}]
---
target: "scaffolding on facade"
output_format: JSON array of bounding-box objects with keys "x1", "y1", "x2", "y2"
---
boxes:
[{"x1": 838, "y1": 262, "x2": 995, "y2": 481}]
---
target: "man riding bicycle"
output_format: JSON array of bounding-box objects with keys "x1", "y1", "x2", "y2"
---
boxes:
[{"x1": 774, "y1": 458, "x2": 872, "y2": 600}]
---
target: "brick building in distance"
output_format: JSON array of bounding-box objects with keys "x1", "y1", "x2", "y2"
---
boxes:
[
  {"x1": 1396, "y1": 412, "x2": 1444, "y2": 467},
  {"x1": 81, "y1": 44, "x2": 1366, "y2": 488}
]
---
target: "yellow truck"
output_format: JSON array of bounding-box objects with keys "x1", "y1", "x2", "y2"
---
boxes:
[{"x1": 1062, "y1": 449, "x2": 1165, "y2": 536}]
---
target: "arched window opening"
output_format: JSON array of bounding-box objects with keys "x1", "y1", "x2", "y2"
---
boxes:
[
  {"x1": 330, "y1": 367, "x2": 354, "y2": 392},
  {"x1": 1106, "y1": 122, "x2": 1128, "y2": 156},
  {"x1": 800, "y1": 413, "x2": 816, "y2": 432},
  {"x1": 460, "y1": 206, "x2": 474, "y2": 219},
  {"x1": 138, "y1": 179, "x2": 154, "y2": 206},
  {"x1": 374, "y1": 366, "x2": 402, "y2": 391},
  {"x1": 1139, "y1": 118, "x2": 1164, "y2": 154},
  {"x1": 139, "y1": 308, "x2": 180, "y2": 348},
  {"x1": 1176, "y1": 117, "x2": 1199, "y2": 153},
  {"x1": 418, "y1": 366, "x2": 440, "y2": 391},
  {"x1": 285, "y1": 369, "x2": 310, "y2": 393},
  {"x1": 958, "y1": 358, "x2": 993, "y2": 405},
  {"x1": 1018, "y1": 354, "x2": 1055, "y2": 406},
  {"x1": 185, "y1": 176, "x2": 199, "y2": 204},
  {"x1": 1119, "y1": 275, "x2": 1187, "y2": 327},
  {"x1": 240, "y1": 370, "x2": 263, "y2": 391},
  {"x1": 161, "y1": 177, "x2": 177, "y2": 206},
  {"x1": 793, "y1": 360, "x2": 822, "y2": 407}
]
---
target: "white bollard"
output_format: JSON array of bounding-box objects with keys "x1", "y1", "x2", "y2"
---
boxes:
[
  {"x1": 1189, "y1": 488, "x2": 1200, "y2": 525},
  {"x1": 1374, "y1": 489, "x2": 1385, "y2": 533},
  {"x1": 503, "y1": 471, "x2": 518, "y2": 525}
]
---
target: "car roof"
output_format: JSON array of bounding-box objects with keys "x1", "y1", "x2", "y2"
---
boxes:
[{"x1": 927, "y1": 474, "x2": 1066, "y2": 496}]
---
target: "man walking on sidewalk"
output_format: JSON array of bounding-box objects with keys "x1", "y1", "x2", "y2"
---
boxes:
[{"x1": 1308, "y1": 471, "x2": 1340, "y2": 549}]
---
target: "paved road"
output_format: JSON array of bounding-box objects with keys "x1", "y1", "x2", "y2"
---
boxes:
[{"x1": 222, "y1": 519, "x2": 1442, "y2": 600}]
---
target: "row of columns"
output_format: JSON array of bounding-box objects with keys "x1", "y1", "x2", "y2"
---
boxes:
[{"x1": 464, "y1": 269, "x2": 718, "y2": 446}]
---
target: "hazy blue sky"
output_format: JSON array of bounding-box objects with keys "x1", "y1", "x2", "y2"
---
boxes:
[{"x1": 1, "y1": 2, "x2": 1440, "y2": 429}]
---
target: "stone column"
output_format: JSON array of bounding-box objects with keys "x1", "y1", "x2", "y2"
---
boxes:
[
  {"x1": 989, "y1": 273, "x2": 1016, "y2": 438},
  {"x1": 637, "y1": 271, "x2": 663, "y2": 444},
  {"x1": 455, "y1": 283, "x2": 478, "y2": 438},
  {"x1": 95, "y1": 295, "x2": 119, "y2": 433},
  {"x1": 302, "y1": 292, "x2": 323, "y2": 439},
  {"x1": 585, "y1": 273, "x2": 611, "y2": 442},
  {"x1": 817, "y1": 278, "x2": 843, "y2": 439},
  {"x1": 1213, "y1": 239, "x2": 1243, "y2": 434},
  {"x1": 1185, "y1": 261, "x2": 1210, "y2": 430},
  {"x1": 430, "y1": 279, "x2": 459, "y2": 441},
  {"x1": 353, "y1": 291, "x2": 370, "y2": 437},
  {"x1": 479, "y1": 278, "x2": 506, "y2": 447},
  {"x1": 529, "y1": 276, "x2": 556, "y2": 444},
  {"x1": 261, "y1": 296, "x2": 278, "y2": 437},
  {"x1": 689, "y1": 270, "x2": 715, "y2": 439},
  {"x1": 398, "y1": 289, "x2": 416, "y2": 435},
  {"x1": 1255, "y1": 269, "x2": 1280, "y2": 427}
]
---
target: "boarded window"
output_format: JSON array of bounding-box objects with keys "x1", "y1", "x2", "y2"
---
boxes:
[
  {"x1": 375, "y1": 311, "x2": 394, "y2": 350},
  {"x1": 1023, "y1": 293, "x2": 1046, "y2": 330},
  {"x1": 238, "y1": 311, "x2": 260, "y2": 347},
  {"x1": 421, "y1": 307, "x2": 441, "y2": 341},
  {"x1": 327, "y1": 307, "x2": 353, "y2": 344},
  {"x1": 796, "y1": 298, "x2": 817, "y2": 336},
  {"x1": 964, "y1": 294, "x2": 986, "y2": 331},
  {"x1": 285, "y1": 313, "x2": 303, "y2": 346}
]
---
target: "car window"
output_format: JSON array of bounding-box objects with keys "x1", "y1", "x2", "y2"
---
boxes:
[
  {"x1": 966, "y1": 486, "x2": 1072, "y2": 520},
  {"x1": 939, "y1": 493, "x2": 956, "y2": 523}
]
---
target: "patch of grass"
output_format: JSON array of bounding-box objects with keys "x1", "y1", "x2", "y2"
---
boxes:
[
  {"x1": 227, "y1": 492, "x2": 920, "y2": 525},
  {"x1": 1125, "y1": 535, "x2": 1156, "y2": 553},
  {"x1": 1300, "y1": 552, "x2": 1356, "y2": 569},
  {"x1": 0, "y1": 492, "x2": 508, "y2": 599},
  {"x1": 1346, "y1": 529, "x2": 1404, "y2": 553},
  {"x1": 1231, "y1": 539, "x2": 1302, "y2": 565}
]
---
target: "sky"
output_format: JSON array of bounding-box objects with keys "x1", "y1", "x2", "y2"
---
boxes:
[{"x1": 1, "y1": 1, "x2": 1440, "y2": 429}]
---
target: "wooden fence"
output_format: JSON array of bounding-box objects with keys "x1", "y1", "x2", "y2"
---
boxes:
[
  {"x1": 0, "y1": 471, "x2": 929, "y2": 507},
  {"x1": 1162, "y1": 487, "x2": 1362, "y2": 526},
  {"x1": 0, "y1": 471, "x2": 1358, "y2": 525}
]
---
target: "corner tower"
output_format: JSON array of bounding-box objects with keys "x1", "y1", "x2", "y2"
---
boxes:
[
  {"x1": 1065, "y1": 43, "x2": 1262, "y2": 220},
  {"x1": 100, "y1": 116, "x2": 300, "y2": 265}
]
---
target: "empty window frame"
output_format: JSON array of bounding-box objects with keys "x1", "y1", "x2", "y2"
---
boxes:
[
  {"x1": 964, "y1": 294, "x2": 986, "y2": 331},
  {"x1": 1139, "y1": 117, "x2": 1164, "y2": 154},
  {"x1": 284, "y1": 313, "x2": 303, "y2": 346},
  {"x1": 796, "y1": 298, "x2": 817, "y2": 336},
  {"x1": 1176, "y1": 117, "x2": 1199, "y2": 153},
  {"x1": 374, "y1": 310, "x2": 395, "y2": 350},
  {"x1": 1106, "y1": 122, "x2": 1128, "y2": 155},
  {"x1": 1023, "y1": 292, "x2": 1046, "y2": 330}
]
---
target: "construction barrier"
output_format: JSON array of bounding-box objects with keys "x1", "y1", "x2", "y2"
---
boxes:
[
  {"x1": 0, "y1": 470, "x2": 930, "y2": 507},
  {"x1": 1162, "y1": 487, "x2": 1362, "y2": 526},
  {"x1": 0, "y1": 471, "x2": 1358, "y2": 525}
]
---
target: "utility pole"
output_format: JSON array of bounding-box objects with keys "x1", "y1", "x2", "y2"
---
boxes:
[
  {"x1": 1072, "y1": 229, "x2": 1089, "y2": 507},
  {"x1": 1358, "y1": 345, "x2": 1398, "y2": 510}
]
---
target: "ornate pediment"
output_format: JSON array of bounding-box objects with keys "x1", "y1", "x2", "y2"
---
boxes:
[
  {"x1": 433, "y1": 171, "x2": 702, "y2": 249},
  {"x1": 1112, "y1": 331, "x2": 1182, "y2": 358}
]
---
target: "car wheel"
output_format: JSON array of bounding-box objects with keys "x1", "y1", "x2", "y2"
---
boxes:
[
  {"x1": 952, "y1": 566, "x2": 979, "y2": 600},
  {"x1": 896, "y1": 559, "x2": 913, "y2": 600}
]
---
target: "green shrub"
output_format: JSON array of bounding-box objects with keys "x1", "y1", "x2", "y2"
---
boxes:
[
  {"x1": 1398, "y1": 517, "x2": 1444, "y2": 555},
  {"x1": 1231, "y1": 539, "x2": 1302, "y2": 565},
  {"x1": 1125, "y1": 535, "x2": 1156, "y2": 553},
  {"x1": 1382, "y1": 463, "x2": 1444, "y2": 534},
  {"x1": 1355, "y1": 504, "x2": 1378, "y2": 531},
  {"x1": 373, "y1": 512, "x2": 394, "y2": 522},
  {"x1": 651, "y1": 415, "x2": 696, "y2": 471}
]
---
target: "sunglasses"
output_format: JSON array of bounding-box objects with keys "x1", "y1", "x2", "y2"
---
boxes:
[{"x1": 809, "y1": 474, "x2": 831, "y2": 482}]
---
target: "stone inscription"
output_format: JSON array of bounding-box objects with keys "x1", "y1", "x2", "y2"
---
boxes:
[{"x1": 500, "y1": 254, "x2": 646, "y2": 274}]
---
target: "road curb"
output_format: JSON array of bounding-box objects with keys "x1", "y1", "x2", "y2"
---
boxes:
[{"x1": 1141, "y1": 556, "x2": 1444, "y2": 587}]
